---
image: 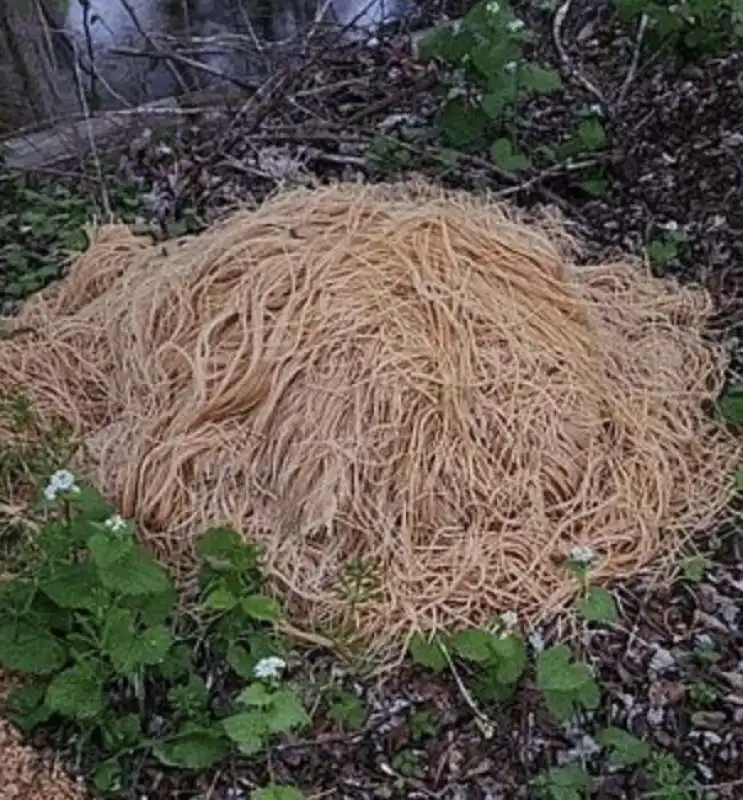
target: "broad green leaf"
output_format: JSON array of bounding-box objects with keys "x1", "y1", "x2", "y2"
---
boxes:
[
  {"x1": 222, "y1": 711, "x2": 269, "y2": 754},
  {"x1": 575, "y1": 675, "x2": 601, "y2": 711},
  {"x1": 102, "y1": 607, "x2": 138, "y2": 673},
  {"x1": 576, "y1": 117, "x2": 606, "y2": 150},
  {"x1": 152, "y1": 727, "x2": 230, "y2": 770},
  {"x1": 408, "y1": 633, "x2": 447, "y2": 674},
  {"x1": 227, "y1": 642, "x2": 256, "y2": 679},
  {"x1": 68, "y1": 484, "x2": 115, "y2": 520},
  {"x1": 159, "y1": 643, "x2": 192, "y2": 681},
  {"x1": 471, "y1": 39, "x2": 522, "y2": 82},
  {"x1": 490, "y1": 138, "x2": 532, "y2": 171},
  {"x1": 481, "y1": 73, "x2": 519, "y2": 115},
  {"x1": 196, "y1": 526, "x2": 246, "y2": 571},
  {"x1": 545, "y1": 765, "x2": 592, "y2": 790},
  {"x1": 681, "y1": 555, "x2": 710, "y2": 583},
  {"x1": 45, "y1": 664, "x2": 105, "y2": 719},
  {"x1": 203, "y1": 585, "x2": 239, "y2": 611},
  {"x1": 536, "y1": 646, "x2": 594, "y2": 692},
  {"x1": 40, "y1": 562, "x2": 101, "y2": 610},
  {"x1": 167, "y1": 673, "x2": 208, "y2": 716},
  {"x1": 439, "y1": 99, "x2": 488, "y2": 151},
  {"x1": 597, "y1": 726, "x2": 651, "y2": 767},
  {"x1": 0, "y1": 621, "x2": 66, "y2": 675},
  {"x1": 99, "y1": 548, "x2": 173, "y2": 596},
  {"x1": 577, "y1": 587, "x2": 618, "y2": 623},
  {"x1": 251, "y1": 787, "x2": 305, "y2": 800},
  {"x1": 124, "y1": 587, "x2": 178, "y2": 626},
  {"x1": 520, "y1": 64, "x2": 562, "y2": 93},
  {"x1": 266, "y1": 690, "x2": 311, "y2": 733},
  {"x1": 103, "y1": 713, "x2": 141, "y2": 749},
  {"x1": 5, "y1": 684, "x2": 53, "y2": 733},
  {"x1": 88, "y1": 531, "x2": 133, "y2": 570},
  {"x1": 647, "y1": 238, "x2": 678, "y2": 265},
  {"x1": 242, "y1": 594, "x2": 281, "y2": 622},
  {"x1": 490, "y1": 634, "x2": 527, "y2": 684},
  {"x1": 542, "y1": 689, "x2": 576, "y2": 722},
  {"x1": 133, "y1": 624, "x2": 172, "y2": 665},
  {"x1": 579, "y1": 176, "x2": 609, "y2": 197},
  {"x1": 416, "y1": 26, "x2": 474, "y2": 65},
  {"x1": 92, "y1": 759, "x2": 122, "y2": 792},
  {"x1": 327, "y1": 692, "x2": 366, "y2": 730},
  {"x1": 237, "y1": 682, "x2": 274, "y2": 708},
  {"x1": 452, "y1": 628, "x2": 495, "y2": 663},
  {"x1": 718, "y1": 384, "x2": 743, "y2": 424}
]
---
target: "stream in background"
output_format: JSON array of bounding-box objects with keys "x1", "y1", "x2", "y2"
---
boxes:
[{"x1": 64, "y1": 0, "x2": 409, "y2": 108}]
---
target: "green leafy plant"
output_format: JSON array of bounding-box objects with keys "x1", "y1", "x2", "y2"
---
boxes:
[
  {"x1": 644, "y1": 750, "x2": 701, "y2": 799},
  {"x1": 221, "y1": 680, "x2": 311, "y2": 755},
  {"x1": 336, "y1": 557, "x2": 381, "y2": 610},
  {"x1": 565, "y1": 548, "x2": 618, "y2": 624},
  {"x1": 0, "y1": 164, "x2": 142, "y2": 304},
  {"x1": 408, "y1": 709, "x2": 437, "y2": 740},
  {"x1": 408, "y1": 631, "x2": 449, "y2": 674},
  {"x1": 536, "y1": 645, "x2": 601, "y2": 721},
  {"x1": 688, "y1": 679, "x2": 718, "y2": 707},
  {"x1": 252, "y1": 787, "x2": 306, "y2": 800},
  {"x1": 680, "y1": 554, "x2": 711, "y2": 583},
  {"x1": 326, "y1": 690, "x2": 367, "y2": 731},
  {"x1": 614, "y1": 0, "x2": 743, "y2": 64},
  {"x1": 408, "y1": 621, "x2": 527, "y2": 706},
  {"x1": 718, "y1": 382, "x2": 743, "y2": 425},
  {"x1": 417, "y1": 0, "x2": 562, "y2": 160},
  {"x1": 532, "y1": 764, "x2": 592, "y2": 800},
  {"x1": 450, "y1": 625, "x2": 527, "y2": 704},
  {"x1": 0, "y1": 470, "x2": 310, "y2": 793},
  {"x1": 597, "y1": 726, "x2": 651, "y2": 767}
]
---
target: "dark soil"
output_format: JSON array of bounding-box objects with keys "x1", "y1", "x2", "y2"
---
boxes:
[{"x1": 1, "y1": 1, "x2": 741, "y2": 798}]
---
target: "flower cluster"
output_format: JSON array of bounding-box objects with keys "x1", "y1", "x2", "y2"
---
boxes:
[
  {"x1": 253, "y1": 656, "x2": 287, "y2": 681},
  {"x1": 43, "y1": 469, "x2": 79, "y2": 502},
  {"x1": 569, "y1": 546, "x2": 597, "y2": 566},
  {"x1": 105, "y1": 514, "x2": 128, "y2": 533}
]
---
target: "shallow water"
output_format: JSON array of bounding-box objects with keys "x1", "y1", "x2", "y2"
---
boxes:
[{"x1": 64, "y1": 0, "x2": 406, "y2": 106}]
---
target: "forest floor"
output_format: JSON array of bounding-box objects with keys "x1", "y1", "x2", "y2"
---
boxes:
[{"x1": 0, "y1": 1, "x2": 741, "y2": 798}]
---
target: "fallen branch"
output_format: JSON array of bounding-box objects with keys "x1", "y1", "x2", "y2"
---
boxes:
[
  {"x1": 614, "y1": 12, "x2": 649, "y2": 108},
  {"x1": 552, "y1": 0, "x2": 607, "y2": 109}
]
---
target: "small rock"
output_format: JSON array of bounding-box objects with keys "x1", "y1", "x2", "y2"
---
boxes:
[
  {"x1": 691, "y1": 711, "x2": 727, "y2": 730},
  {"x1": 647, "y1": 707, "x2": 665, "y2": 727},
  {"x1": 649, "y1": 646, "x2": 676, "y2": 673}
]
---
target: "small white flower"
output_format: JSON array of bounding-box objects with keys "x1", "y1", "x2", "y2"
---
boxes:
[
  {"x1": 569, "y1": 546, "x2": 597, "y2": 565},
  {"x1": 500, "y1": 611, "x2": 519, "y2": 630},
  {"x1": 105, "y1": 514, "x2": 127, "y2": 533},
  {"x1": 504, "y1": 60, "x2": 519, "y2": 73},
  {"x1": 44, "y1": 469, "x2": 78, "y2": 501},
  {"x1": 507, "y1": 18, "x2": 525, "y2": 33},
  {"x1": 253, "y1": 656, "x2": 286, "y2": 680},
  {"x1": 486, "y1": 1, "x2": 500, "y2": 16},
  {"x1": 50, "y1": 469, "x2": 76, "y2": 491}
]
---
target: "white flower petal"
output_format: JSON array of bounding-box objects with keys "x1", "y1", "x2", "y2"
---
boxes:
[
  {"x1": 50, "y1": 469, "x2": 76, "y2": 491},
  {"x1": 253, "y1": 656, "x2": 287, "y2": 680}
]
